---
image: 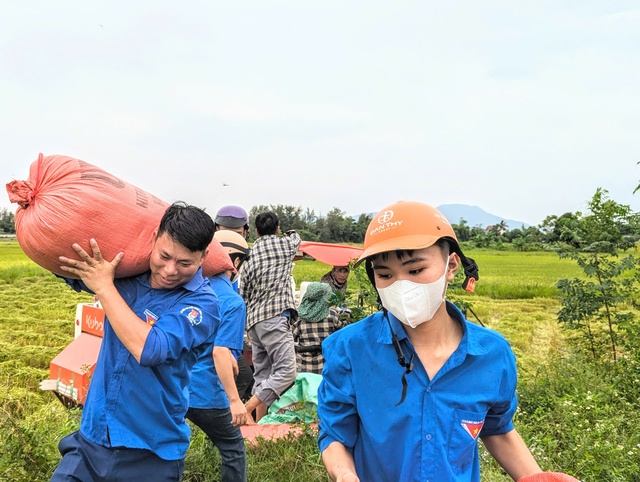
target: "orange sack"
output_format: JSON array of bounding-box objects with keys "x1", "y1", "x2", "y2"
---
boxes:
[{"x1": 6, "y1": 153, "x2": 234, "y2": 279}]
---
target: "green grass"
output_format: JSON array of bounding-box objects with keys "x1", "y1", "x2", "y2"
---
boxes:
[
  {"x1": 455, "y1": 250, "x2": 582, "y2": 299},
  {"x1": 292, "y1": 259, "x2": 333, "y2": 288},
  {"x1": 1, "y1": 243, "x2": 638, "y2": 481},
  {"x1": 0, "y1": 241, "x2": 52, "y2": 283},
  {"x1": 293, "y1": 249, "x2": 583, "y2": 300}
]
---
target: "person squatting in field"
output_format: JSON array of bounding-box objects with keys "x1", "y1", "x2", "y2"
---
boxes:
[
  {"x1": 292, "y1": 282, "x2": 347, "y2": 375},
  {"x1": 239, "y1": 211, "x2": 300, "y2": 423},
  {"x1": 187, "y1": 229, "x2": 251, "y2": 482},
  {"x1": 51, "y1": 202, "x2": 220, "y2": 482},
  {"x1": 317, "y1": 200, "x2": 545, "y2": 482}
]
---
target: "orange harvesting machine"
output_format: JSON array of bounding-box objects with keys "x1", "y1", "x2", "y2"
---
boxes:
[{"x1": 40, "y1": 302, "x2": 105, "y2": 408}]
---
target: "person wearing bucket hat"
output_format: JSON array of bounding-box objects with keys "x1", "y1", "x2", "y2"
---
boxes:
[
  {"x1": 317, "y1": 201, "x2": 548, "y2": 482},
  {"x1": 186, "y1": 230, "x2": 250, "y2": 482},
  {"x1": 292, "y1": 282, "x2": 348, "y2": 374}
]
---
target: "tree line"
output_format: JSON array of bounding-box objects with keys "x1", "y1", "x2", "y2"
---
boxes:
[
  {"x1": 2, "y1": 192, "x2": 638, "y2": 246},
  {"x1": 246, "y1": 205, "x2": 371, "y2": 244},
  {"x1": 0, "y1": 208, "x2": 15, "y2": 234},
  {"x1": 246, "y1": 192, "x2": 640, "y2": 249}
]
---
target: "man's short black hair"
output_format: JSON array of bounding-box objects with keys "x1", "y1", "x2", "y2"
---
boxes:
[
  {"x1": 157, "y1": 201, "x2": 215, "y2": 252},
  {"x1": 255, "y1": 212, "x2": 279, "y2": 236}
]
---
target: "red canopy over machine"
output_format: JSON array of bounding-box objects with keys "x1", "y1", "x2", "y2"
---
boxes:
[{"x1": 297, "y1": 241, "x2": 363, "y2": 267}]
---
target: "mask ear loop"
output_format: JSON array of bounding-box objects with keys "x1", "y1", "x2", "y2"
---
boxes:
[{"x1": 383, "y1": 308, "x2": 414, "y2": 406}]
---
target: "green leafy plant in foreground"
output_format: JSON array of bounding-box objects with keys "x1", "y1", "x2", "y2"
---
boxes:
[{"x1": 555, "y1": 189, "x2": 640, "y2": 363}]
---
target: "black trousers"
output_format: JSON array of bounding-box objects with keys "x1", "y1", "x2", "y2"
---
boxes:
[{"x1": 235, "y1": 355, "x2": 254, "y2": 402}]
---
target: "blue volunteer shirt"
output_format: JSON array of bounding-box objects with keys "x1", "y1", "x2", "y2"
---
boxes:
[
  {"x1": 189, "y1": 273, "x2": 246, "y2": 409},
  {"x1": 74, "y1": 269, "x2": 220, "y2": 461},
  {"x1": 317, "y1": 302, "x2": 517, "y2": 482}
]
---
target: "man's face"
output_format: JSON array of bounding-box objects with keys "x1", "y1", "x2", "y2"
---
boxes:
[
  {"x1": 149, "y1": 233, "x2": 205, "y2": 289},
  {"x1": 332, "y1": 266, "x2": 350, "y2": 284}
]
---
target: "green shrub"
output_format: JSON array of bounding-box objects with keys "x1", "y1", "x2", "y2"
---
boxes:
[{"x1": 517, "y1": 356, "x2": 640, "y2": 481}]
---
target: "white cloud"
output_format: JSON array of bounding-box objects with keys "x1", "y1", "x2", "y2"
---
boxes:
[{"x1": 1, "y1": 1, "x2": 639, "y2": 225}]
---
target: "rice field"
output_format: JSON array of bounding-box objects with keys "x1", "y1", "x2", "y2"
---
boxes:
[{"x1": 0, "y1": 240, "x2": 621, "y2": 481}]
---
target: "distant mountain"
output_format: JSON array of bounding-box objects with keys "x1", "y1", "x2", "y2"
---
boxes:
[
  {"x1": 436, "y1": 204, "x2": 530, "y2": 230},
  {"x1": 355, "y1": 204, "x2": 530, "y2": 231}
]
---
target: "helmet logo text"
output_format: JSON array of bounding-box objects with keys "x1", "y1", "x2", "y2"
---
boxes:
[
  {"x1": 377, "y1": 210, "x2": 394, "y2": 224},
  {"x1": 369, "y1": 220, "x2": 403, "y2": 236}
]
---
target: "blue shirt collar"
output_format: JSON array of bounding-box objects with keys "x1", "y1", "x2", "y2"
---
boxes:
[
  {"x1": 183, "y1": 267, "x2": 207, "y2": 292},
  {"x1": 376, "y1": 301, "x2": 488, "y2": 357},
  {"x1": 209, "y1": 272, "x2": 232, "y2": 288}
]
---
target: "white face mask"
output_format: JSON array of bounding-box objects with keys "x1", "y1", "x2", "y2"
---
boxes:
[{"x1": 377, "y1": 263, "x2": 448, "y2": 328}]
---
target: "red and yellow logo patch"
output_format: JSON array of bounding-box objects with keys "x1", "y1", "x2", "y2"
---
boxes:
[
  {"x1": 461, "y1": 419, "x2": 484, "y2": 440},
  {"x1": 144, "y1": 309, "x2": 158, "y2": 325}
]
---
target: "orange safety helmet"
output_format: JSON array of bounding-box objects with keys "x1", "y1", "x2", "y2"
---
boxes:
[{"x1": 357, "y1": 201, "x2": 479, "y2": 292}]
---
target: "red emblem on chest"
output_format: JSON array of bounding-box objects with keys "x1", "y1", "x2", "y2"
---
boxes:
[{"x1": 461, "y1": 420, "x2": 484, "y2": 440}]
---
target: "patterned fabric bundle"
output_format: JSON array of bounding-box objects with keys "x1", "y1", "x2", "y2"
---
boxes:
[{"x1": 297, "y1": 282, "x2": 332, "y2": 322}]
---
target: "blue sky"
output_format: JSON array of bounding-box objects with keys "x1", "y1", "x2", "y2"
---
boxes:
[{"x1": 1, "y1": 1, "x2": 639, "y2": 226}]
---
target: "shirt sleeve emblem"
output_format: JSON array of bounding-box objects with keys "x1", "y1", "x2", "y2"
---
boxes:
[
  {"x1": 180, "y1": 306, "x2": 203, "y2": 326},
  {"x1": 144, "y1": 309, "x2": 158, "y2": 325},
  {"x1": 461, "y1": 419, "x2": 485, "y2": 440}
]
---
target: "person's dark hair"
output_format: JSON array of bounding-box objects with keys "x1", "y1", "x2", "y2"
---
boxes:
[
  {"x1": 434, "y1": 238, "x2": 451, "y2": 260},
  {"x1": 255, "y1": 212, "x2": 279, "y2": 236},
  {"x1": 157, "y1": 201, "x2": 215, "y2": 252},
  {"x1": 229, "y1": 252, "x2": 248, "y2": 271},
  {"x1": 366, "y1": 239, "x2": 451, "y2": 288},
  {"x1": 372, "y1": 239, "x2": 450, "y2": 265}
]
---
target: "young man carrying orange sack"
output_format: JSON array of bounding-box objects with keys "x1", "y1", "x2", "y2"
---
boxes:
[{"x1": 51, "y1": 202, "x2": 220, "y2": 482}]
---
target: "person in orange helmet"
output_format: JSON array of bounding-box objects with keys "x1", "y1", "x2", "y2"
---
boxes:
[{"x1": 316, "y1": 201, "x2": 558, "y2": 482}]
